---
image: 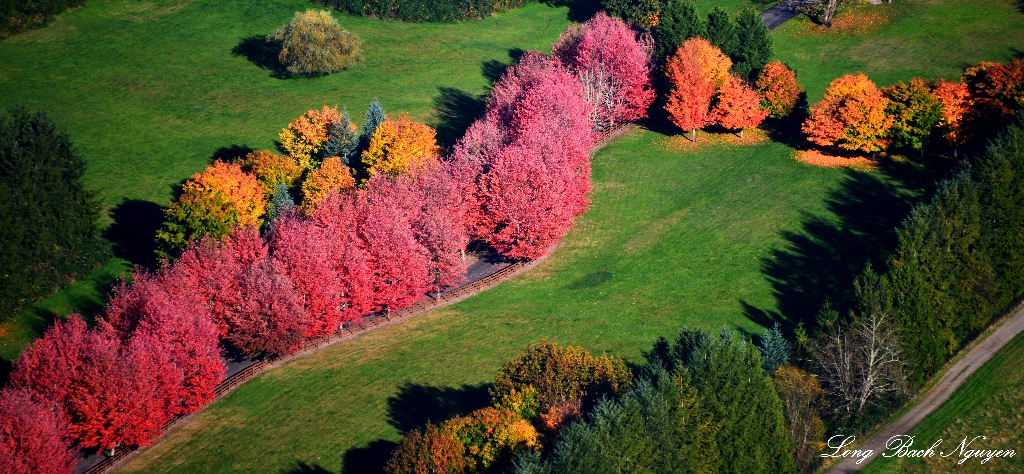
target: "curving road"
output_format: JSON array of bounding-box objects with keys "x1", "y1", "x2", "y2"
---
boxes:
[{"x1": 827, "y1": 306, "x2": 1024, "y2": 473}]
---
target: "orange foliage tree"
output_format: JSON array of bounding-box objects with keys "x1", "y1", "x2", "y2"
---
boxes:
[
  {"x1": 300, "y1": 156, "x2": 355, "y2": 211},
  {"x1": 360, "y1": 114, "x2": 440, "y2": 177},
  {"x1": 156, "y1": 161, "x2": 264, "y2": 258},
  {"x1": 663, "y1": 39, "x2": 721, "y2": 141},
  {"x1": 385, "y1": 423, "x2": 468, "y2": 474},
  {"x1": 756, "y1": 61, "x2": 803, "y2": 118},
  {"x1": 713, "y1": 75, "x2": 769, "y2": 137},
  {"x1": 931, "y1": 79, "x2": 972, "y2": 148},
  {"x1": 962, "y1": 59, "x2": 1024, "y2": 135},
  {"x1": 237, "y1": 149, "x2": 303, "y2": 198},
  {"x1": 802, "y1": 73, "x2": 893, "y2": 154},
  {"x1": 279, "y1": 105, "x2": 342, "y2": 167}
]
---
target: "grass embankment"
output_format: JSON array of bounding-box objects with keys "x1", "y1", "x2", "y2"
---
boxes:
[{"x1": 861, "y1": 331, "x2": 1024, "y2": 473}]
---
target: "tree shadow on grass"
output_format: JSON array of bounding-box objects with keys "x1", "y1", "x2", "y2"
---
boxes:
[
  {"x1": 280, "y1": 461, "x2": 333, "y2": 474},
  {"x1": 747, "y1": 157, "x2": 954, "y2": 335},
  {"x1": 431, "y1": 87, "x2": 487, "y2": 149},
  {"x1": 386, "y1": 382, "x2": 492, "y2": 433},
  {"x1": 542, "y1": 0, "x2": 601, "y2": 22},
  {"x1": 103, "y1": 199, "x2": 164, "y2": 270},
  {"x1": 342, "y1": 440, "x2": 399, "y2": 474},
  {"x1": 232, "y1": 35, "x2": 289, "y2": 78},
  {"x1": 212, "y1": 144, "x2": 255, "y2": 163}
]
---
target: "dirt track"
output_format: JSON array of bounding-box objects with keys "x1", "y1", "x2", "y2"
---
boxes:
[{"x1": 826, "y1": 306, "x2": 1024, "y2": 473}]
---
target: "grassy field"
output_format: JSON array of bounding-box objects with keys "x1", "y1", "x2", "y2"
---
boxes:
[
  {"x1": 861, "y1": 331, "x2": 1024, "y2": 473},
  {"x1": 0, "y1": 0, "x2": 1021, "y2": 472}
]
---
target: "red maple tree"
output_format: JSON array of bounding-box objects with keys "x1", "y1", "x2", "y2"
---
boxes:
[
  {"x1": 552, "y1": 11, "x2": 655, "y2": 129},
  {"x1": 102, "y1": 269, "x2": 226, "y2": 414},
  {"x1": 403, "y1": 163, "x2": 469, "y2": 292},
  {"x1": 664, "y1": 43, "x2": 716, "y2": 142},
  {"x1": 9, "y1": 315, "x2": 90, "y2": 424},
  {"x1": 713, "y1": 76, "x2": 769, "y2": 137},
  {"x1": 229, "y1": 257, "x2": 308, "y2": 358},
  {"x1": 0, "y1": 388, "x2": 77, "y2": 474},
  {"x1": 310, "y1": 191, "x2": 375, "y2": 320}
]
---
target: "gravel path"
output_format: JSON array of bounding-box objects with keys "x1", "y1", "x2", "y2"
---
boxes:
[{"x1": 827, "y1": 306, "x2": 1024, "y2": 473}]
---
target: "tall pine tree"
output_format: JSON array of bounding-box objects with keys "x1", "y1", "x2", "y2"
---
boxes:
[
  {"x1": 653, "y1": 0, "x2": 704, "y2": 62},
  {"x1": 705, "y1": 7, "x2": 738, "y2": 59},
  {"x1": 733, "y1": 9, "x2": 773, "y2": 79},
  {"x1": 0, "y1": 108, "x2": 103, "y2": 321}
]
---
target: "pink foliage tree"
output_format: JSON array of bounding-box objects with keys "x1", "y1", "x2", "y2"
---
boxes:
[
  {"x1": 402, "y1": 163, "x2": 469, "y2": 292},
  {"x1": 102, "y1": 269, "x2": 225, "y2": 415},
  {"x1": 310, "y1": 192, "x2": 375, "y2": 320},
  {"x1": 552, "y1": 11, "x2": 655, "y2": 130},
  {"x1": 229, "y1": 257, "x2": 308, "y2": 358},
  {"x1": 358, "y1": 175, "x2": 432, "y2": 312},
  {"x1": 9, "y1": 315, "x2": 90, "y2": 424},
  {"x1": 0, "y1": 388, "x2": 77, "y2": 474},
  {"x1": 69, "y1": 329, "x2": 179, "y2": 453}
]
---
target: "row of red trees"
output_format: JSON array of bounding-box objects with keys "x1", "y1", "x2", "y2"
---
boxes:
[{"x1": 0, "y1": 12, "x2": 655, "y2": 473}]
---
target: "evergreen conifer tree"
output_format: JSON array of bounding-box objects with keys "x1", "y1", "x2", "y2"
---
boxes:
[
  {"x1": 361, "y1": 99, "x2": 385, "y2": 150},
  {"x1": 733, "y1": 9, "x2": 773, "y2": 79},
  {"x1": 268, "y1": 184, "x2": 295, "y2": 225},
  {"x1": 322, "y1": 110, "x2": 359, "y2": 165},
  {"x1": 705, "y1": 7, "x2": 738, "y2": 58},
  {"x1": 759, "y1": 323, "x2": 791, "y2": 374},
  {"x1": 652, "y1": 0, "x2": 704, "y2": 62}
]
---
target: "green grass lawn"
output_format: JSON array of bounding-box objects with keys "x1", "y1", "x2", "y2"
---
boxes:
[{"x1": 861, "y1": 331, "x2": 1024, "y2": 473}]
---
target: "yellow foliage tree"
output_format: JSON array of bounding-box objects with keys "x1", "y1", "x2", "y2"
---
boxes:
[
  {"x1": 237, "y1": 149, "x2": 303, "y2": 198},
  {"x1": 360, "y1": 114, "x2": 440, "y2": 177},
  {"x1": 301, "y1": 156, "x2": 355, "y2": 211},
  {"x1": 279, "y1": 105, "x2": 342, "y2": 167},
  {"x1": 685, "y1": 37, "x2": 733, "y2": 88}
]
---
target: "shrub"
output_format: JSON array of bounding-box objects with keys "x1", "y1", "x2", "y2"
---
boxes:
[
  {"x1": 279, "y1": 105, "x2": 343, "y2": 167},
  {"x1": 268, "y1": 10, "x2": 362, "y2": 77},
  {"x1": 756, "y1": 62, "x2": 803, "y2": 118},
  {"x1": 156, "y1": 161, "x2": 264, "y2": 258},
  {"x1": 0, "y1": 0, "x2": 85, "y2": 39},
  {"x1": 360, "y1": 114, "x2": 441, "y2": 177},
  {"x1": 603, "y1": 0, "x2": 662, "y2": 29},
  {"x1": 802, "y1": 73, "x2": 892, "y2": 153},
  {"x1": 883, "y1": 78, "x2": 943, "y2": 151},
  {"x1": 0, "y1": 108, "x2": 105, "y2": 322},
  {"x1": 491, "y1": 341, "x2": 631, "y2": 412},
  {"x1": 300, "y1": 156, "x2": 355, "y2": 211}
]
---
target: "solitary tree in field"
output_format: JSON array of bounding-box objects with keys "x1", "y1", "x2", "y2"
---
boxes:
[
  {"x1": 802, "y1": 73, "x2": 892, "y2": 154},
  {"x1": 268, "y1": 10, "x2": 362, "y2": 76}
]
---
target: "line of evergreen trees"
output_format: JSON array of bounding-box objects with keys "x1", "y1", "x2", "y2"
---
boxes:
[
  {"x1": 0, "y1": 108, "x2": 106, "y2": 322},
  {"x1": 850, "y1": 113, "x2": 1024, "y2": 386},
  {"x1": 0, "y1": 0, "x2": 85, "y2": 39}
]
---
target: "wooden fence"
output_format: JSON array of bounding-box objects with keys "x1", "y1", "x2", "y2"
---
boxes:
[{"x1": 80, "y1": 122, "x2": 633, "y2": 474}]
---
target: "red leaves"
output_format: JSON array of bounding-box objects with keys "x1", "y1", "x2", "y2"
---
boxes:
[
  {"x1": 664, "y1": 41, "x2": 717, "y2": 137},
  {"x1": 552, "y1": 11, "x2": 655, "y2": 129},
  {"x1": 713, "y1": 76, "x2": 769, "y2": 134},
  {"x1": 0, "y1": 388, "x2": 76, "y2": 474},
  {"x1": 230, "y1": 258, "x2": 308, "y2": 358}
]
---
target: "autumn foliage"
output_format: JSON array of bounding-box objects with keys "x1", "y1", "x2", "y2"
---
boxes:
[
  {"x1": 0, "y1": 388, "x2": 77, "y2": 474},
  {"x1": 663, "y1": 40, "x2": 718, "y2": 140},
  {"x1": 552, "y1": 11, "x2": 655, "y2": 130},
  {"x1": 802, "y1": 73, "x2": 893, "y2": 153},
  {"x1": 756, "y1": 61, "x2": 803, "y2": 118},
  {"x1": 932, "y1": 78, "x2": 972, "y2": 146},
  {"x1": 300, "y1": 156, "x2": 355, "y2": 211},
  {"x1": 237, "y1": 149, "x2": 303, "y2": 198},
  {"x1": 962, "y1": 59, "x2": 1024, "y2": 135},
  {"x1": 280, "y1": 105, "x2": 343, "y2": 166},
  {"x1": 360, "y1": 114, "x2": 441, "y2": 177},
  {"x1": 713, "y1": 75, "x2": 769, "y2": 136},
  {"x1": 268, "y1": 10, "x2": 362, "y2": 77},
  {"x1": 156, "y1": 161, "x2": 264, "y2": 257}
]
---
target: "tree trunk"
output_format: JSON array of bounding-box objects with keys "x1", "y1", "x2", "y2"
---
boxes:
[
  {"x1": 738, "y1": 128, "x2": 744, "y2": 139},
  {"x1": 691, "y1": 129, "x2": 697, "y2": 143}
]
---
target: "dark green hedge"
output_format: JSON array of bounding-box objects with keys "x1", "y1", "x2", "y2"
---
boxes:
[
  {"x1": 0, "y1": 0, "x2": 85, "y2": 39},
  {"x1": 0, "y1": 108, "x2": 107, "y2": 322},
  {"x1": 314, "y1": 0, "x2": 534, "y2": 22},
  {"x1": 855, "y1": 114, "x2": 1024, "y2": 385}
]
